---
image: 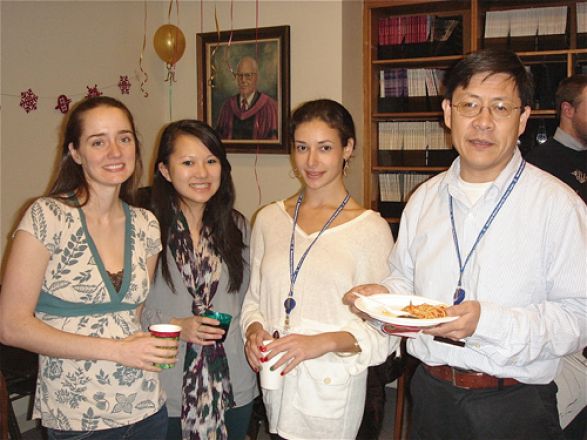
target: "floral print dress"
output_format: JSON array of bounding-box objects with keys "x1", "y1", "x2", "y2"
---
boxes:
[{"x1": 16, "y1": 197, "x2": 164, "y2": 431}]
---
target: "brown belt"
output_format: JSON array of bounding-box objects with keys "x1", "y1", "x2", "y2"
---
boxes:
[{"x1": 423, "y1": 364, "x2": 519, "y2": 390}]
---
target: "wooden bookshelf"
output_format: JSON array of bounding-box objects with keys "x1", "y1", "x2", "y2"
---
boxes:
[{"x1": 363, "y1": 0, "x2": 587, "y2": 229}]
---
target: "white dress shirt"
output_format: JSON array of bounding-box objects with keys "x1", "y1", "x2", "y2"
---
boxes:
[{"x1": 381, "y1": 148, "x2": 587, "y2": 384}]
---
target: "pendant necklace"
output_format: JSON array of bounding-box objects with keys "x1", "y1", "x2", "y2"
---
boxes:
[
  {"x1": 284, "y1": 191, "x2": 350, "y2": 332},
  {"x1": 450, "y1": 160, "x2": 525, "y2": 305}
]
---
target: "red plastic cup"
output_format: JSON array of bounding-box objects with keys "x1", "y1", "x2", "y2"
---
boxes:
[{"x1": 148, "y1": 324, "x2": 181, "y2": 369}]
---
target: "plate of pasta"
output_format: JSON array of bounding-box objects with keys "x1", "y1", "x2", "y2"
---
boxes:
[{"x1": 355, "y1": 294, "x2": 457, "y2": 328}]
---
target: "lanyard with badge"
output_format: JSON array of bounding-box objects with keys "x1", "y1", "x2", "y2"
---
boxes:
[
  {"x1": 450, "y1": 160, "x2": 525, "y2": 305},
  {"x1": 283, "y1": 191, "x2": 350, "y2": 332}
]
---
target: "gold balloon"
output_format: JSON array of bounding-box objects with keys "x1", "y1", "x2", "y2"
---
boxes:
[{"x1": 153, "y1": 24, "x2": 186, "y2": 65}]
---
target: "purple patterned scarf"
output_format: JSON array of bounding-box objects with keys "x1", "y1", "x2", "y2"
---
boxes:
[{"x1": 168, "y1": 209, "x2": 235, "y2": 440}]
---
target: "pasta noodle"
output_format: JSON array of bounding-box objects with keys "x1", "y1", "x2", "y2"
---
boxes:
[{"x1": 402, "y1": 302, "x2": 447, "y2": 319}]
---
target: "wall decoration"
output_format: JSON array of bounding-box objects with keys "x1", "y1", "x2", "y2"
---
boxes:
[
  {"x1": 85, "y1": 85, "x2": 103, "y2": 98},
  {"x1": 20, "y1": 89, "x2": 38, "y2": 113},
  {"x1": 118, "y1": 76, "x2": 131, "y2": 94},
  {"x1": 4, "y1": 73, "x2": 137, "y2": 114},
  {"x1": 55, "y1": 95, "x2": 72, "y2": 114},
  {"x1": 197, "y1": 25, "x2": 290, "y2": 154}
]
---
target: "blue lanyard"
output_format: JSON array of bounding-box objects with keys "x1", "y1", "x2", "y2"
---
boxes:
[
  {"x1": 283, "y1": 191, "x2": 350, "y2": 331},
  {"x1": 450, "y1": 160, "x2": 525, "y2": 305}
]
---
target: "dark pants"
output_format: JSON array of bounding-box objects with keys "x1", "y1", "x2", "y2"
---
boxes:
[
  {"x1": 166, "y1": 401, "x2": 254, "y2": 440},
  {"x1": 47, "y1": 405, "x2": 168, "y2": 440},
  {"x1": 563, "y1": 406, "x2": 587, "y2": 440},
  {"x1": 410, "y1": 365, "x2": 565, "y2": 440}
]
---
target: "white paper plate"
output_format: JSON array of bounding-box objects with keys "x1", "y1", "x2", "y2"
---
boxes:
[{"x1": 355, "y1": 294, "x2": 457, "y2": 328}]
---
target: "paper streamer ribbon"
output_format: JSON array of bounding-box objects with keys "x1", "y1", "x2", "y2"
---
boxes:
[
  {"x1": 138, "y1": 0, "x2": 149, "y2": 97},
  {"x1": 168, "y1": 0, "x2": 179, "y2": 23},
  {"x1": 166, "y1": 0, "x2": 180, "y2": 120},
  {"x1": 222, "y1": 1, "x2": 235, "y2": 77}
]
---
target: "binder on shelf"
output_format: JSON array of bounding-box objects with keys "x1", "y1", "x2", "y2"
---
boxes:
[
  {"x1": 578, "y1": 2, "x2": 587, "y2": 32},
  {"x1": 378, "y1": 68, "x2": 445, "y2": 113},
  {"x1": 377, "y1": 149, "x2": 457, "y2": 167},
  {"x1": 377, "y1": 120, "x2": 455, "y2": 166},
  {"x1": 377, "y1": 96, "x2": 443, "y2": 113},
  {"x1": 483, "y1": 6, "x2": 569, "y2": 51},
  {"x1": 377, "y1": 15, "x2": 463, "y2": 59},
  {"x1": 379, "y1": 173, "x2": 435, "y2": 203},
  {"x1": 577, "y1": 2, "x2": 587, "y2": 48},
  {"x1": 482, "y1": 33, "x2": 569, "y2": 52}
]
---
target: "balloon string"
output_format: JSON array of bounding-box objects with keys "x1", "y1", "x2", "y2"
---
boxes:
[
  {"x1": 139, "y1": 0, "x2": 149, "y2": 97},
  {"x1": 175, "y1": 0, "x2": 181, "y2": 63},
  {"x1": 169, "y1": 79, "x2": 173, "y2": 121}
]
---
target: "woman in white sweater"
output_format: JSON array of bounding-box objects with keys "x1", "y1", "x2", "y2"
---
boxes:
[{"x1": 241, "y1": 99, "x2": 398, "y2": 440}]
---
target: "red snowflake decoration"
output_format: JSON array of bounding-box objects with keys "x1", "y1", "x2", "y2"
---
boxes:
[
  {"x1": 20, "y1": 88, "x2": 38, "y2": 113},
  {"x1": 55, "y1": 94, "x2": 72, "y2": 114},
  {"x1": 85, "y1": 85, "x2": 102, "y2": 99},
  {"x1": 118, "y1": 75, "x2": 131, "y2": 95}
]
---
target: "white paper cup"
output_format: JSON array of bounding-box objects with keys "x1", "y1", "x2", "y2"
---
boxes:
[{"x1": 259, "y1": 340, "x2": 285, "y2": 390}]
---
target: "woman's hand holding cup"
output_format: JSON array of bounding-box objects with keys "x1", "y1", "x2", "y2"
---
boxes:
[
  {"x1": 172, "y1": 315, "x2": 222, "y2": 346},
  {"x1": 244, "y1": 322, "x2": 272, "y2": 372},
  {"x1": 117, "y1": 330, "x2": 179, "y2": 372},
  {"x1": 259, "y1": 339, "x2": 286, "y2": 390}
]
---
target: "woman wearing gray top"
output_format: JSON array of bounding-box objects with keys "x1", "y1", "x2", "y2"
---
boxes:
[{"x1": 141, "y1": 120, "x2": 257, "y2": 440}]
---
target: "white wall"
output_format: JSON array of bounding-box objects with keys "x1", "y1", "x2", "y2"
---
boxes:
[
  {"x1": 1, "y1": 0, "x2": 363, "y2": 430},
  {"x1": 1, "y1": 0, "x2": 364, "y2": 260}
]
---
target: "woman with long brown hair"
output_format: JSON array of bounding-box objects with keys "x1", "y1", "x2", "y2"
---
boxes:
[{"x1": 0, "y1": 96, "x2": 175, "y2": 439}]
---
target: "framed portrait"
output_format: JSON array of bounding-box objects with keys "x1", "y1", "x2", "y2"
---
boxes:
[{"x1": 196, "y1": 25, "x2": 290, "y2": 154}]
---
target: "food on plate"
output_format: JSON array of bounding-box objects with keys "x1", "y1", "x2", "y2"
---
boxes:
[{"x1": 401, "y1": 302, "x2": 447, "y2": 319}]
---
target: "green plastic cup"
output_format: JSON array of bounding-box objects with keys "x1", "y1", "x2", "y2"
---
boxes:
[{"x1": 201, "y1": 310, "x2": 232, "y2": 343}]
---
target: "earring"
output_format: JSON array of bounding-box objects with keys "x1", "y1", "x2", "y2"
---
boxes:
[
  {"x1": 343, "y1": 160, "x2": 350, "y2": 177},
  {"x1": 289, "y1": 168, "x2": 301, "y2": 179}
]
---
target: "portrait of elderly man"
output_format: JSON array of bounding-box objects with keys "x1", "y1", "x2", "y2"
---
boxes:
[{"x1": 215, "y1": 56, "x2": 279, "y2": 140}]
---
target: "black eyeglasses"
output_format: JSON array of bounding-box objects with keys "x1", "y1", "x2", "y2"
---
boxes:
[{"x1": 452, "y1": 99, "x2": 522, "y2": 119}]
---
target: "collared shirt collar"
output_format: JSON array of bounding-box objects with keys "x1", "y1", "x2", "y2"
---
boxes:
[
  {"x1": 553, "y1": 127, "x2": 587, "y2": 152},
  {"x1": 240, "y1": 91, "x2": 257, "y2": 108},
  {"x1": 440, "y1": 148, "x2": 524, "y2": 203}
]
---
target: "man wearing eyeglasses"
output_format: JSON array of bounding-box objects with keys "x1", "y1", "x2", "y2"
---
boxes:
[
  {"x1": 215, "y1": 56, "x2": 278, "y2": 140},
  {"x1": 344, "y1": 49, "x2": 586, "y2": 439}
]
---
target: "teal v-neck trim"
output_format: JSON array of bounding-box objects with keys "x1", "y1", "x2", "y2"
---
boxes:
[{"x1": 78, "y1": 202, "x2": 133, "y2": 302}]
